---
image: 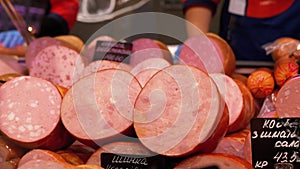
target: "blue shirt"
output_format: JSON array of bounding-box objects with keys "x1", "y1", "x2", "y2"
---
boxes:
[{"x1": 183, "y1": 0, "x2": 300, "y2": 62}]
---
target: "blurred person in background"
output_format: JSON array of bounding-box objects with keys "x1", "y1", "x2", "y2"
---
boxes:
[
  {"x1": 0, "y1": 0, "x2": 79, "y2": 48},
  {"x1": 183, "y1": 0, "x2": 300, "y2": 62}
]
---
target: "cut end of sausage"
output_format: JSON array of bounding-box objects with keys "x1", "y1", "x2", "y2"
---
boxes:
[
  {"x1": 61, "y1": 69, "x2": 142, "y2": 147},
  {"x1": 134, "y1": 65, "x2": 224, "y2": 157},
  {"x1": 0, "y1": 76, "x2": 61, "y2": 144}
]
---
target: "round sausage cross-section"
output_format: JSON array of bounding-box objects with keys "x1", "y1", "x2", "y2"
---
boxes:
[
  {"x1": 133, "y1": 65, "x2": 226, "y2": 157},
  {"x1": 0, "y1": 76, "x2": 74, "y2": 150}
]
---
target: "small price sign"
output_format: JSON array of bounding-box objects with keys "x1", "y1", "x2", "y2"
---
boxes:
[
  {"x1": 100, "y1": 153, "x2": 167, "y2": 169},
  {"x1": 93, "y1": 41, "x2": 132, "y2": 62},
  {"x1": 251, "y1": 118, "x2": 300, "y2": 169}
]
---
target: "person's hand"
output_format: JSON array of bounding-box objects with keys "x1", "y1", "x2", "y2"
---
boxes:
[{"x1": 0, "y1": 30, "x2": 24, "y2": 48}]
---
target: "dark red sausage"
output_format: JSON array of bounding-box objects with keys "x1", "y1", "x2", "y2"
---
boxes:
[{"x1": 174, "y1": 153, "x2": 253, "y2": 169}]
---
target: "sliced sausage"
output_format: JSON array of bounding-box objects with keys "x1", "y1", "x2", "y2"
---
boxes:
[
  {"x1": 17, "y1": 159, "x2": 73, "y2": 169},
  {"x1": 213, "y1": 129, "x2": 250, "y2": 159},
  {"x1": 134, "y1": 65, "x2": 227, "y2": 157},
  {"x1": 130, "y1": 58, "x2": 171, "y2": 87},
  {"x1": 61, "y1": 69, "x2": 142, "y2": 148},
  {"x1": 0, "y1": 76, "x2": 75, "y2": 150},
  {"x1": 29, "y1": 45, "x2": 85, "y2": 88},
  {"x1": 210, "y1": 74, "x2": 255, "y2": 133},
  {"x1": 25, "y1": 37, "x2": 61, "y2": 69},
  {"x1": 179, "y1": 35, "x2": 224, "y2": 74},
  {"x1": 130, "y1": 38, "x2": 173, "y2": 66},
  {"x1": 275, "y1": 75, "x2": 300, "y2": 117},
  {"x1": 86, "y1": 141, "x2": 154, "y2": 166},
  {"x1": 18, "y1": 149, "x2": 66, "y2": 167},
  {"x1": 80, "y1": 60, "x2": 133, "y2": 80},
  {"x1": 174, "y1": 153, "x2": 253, "y2": 169}
]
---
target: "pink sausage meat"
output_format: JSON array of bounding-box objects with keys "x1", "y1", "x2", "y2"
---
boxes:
[{"x1": 0, "y1": 76, "x2": 74, "y2": 150}]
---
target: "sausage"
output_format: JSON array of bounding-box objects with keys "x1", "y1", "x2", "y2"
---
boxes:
[
  {"x1": 213, "y1": 129, "x2": 250, "y2": 159},
  {"x1": 56, "y1": 150, "x2": 84, "y2": 165},
  {"x1": 130, "y1": 38, "x2": 173, "y2": 66},
  {"x1": 64, "y1": 141, "x2": 95, "y2": 163},
  {"x1": 86, "y1": 141, "x2": 154, "y2": 166},
  {"x1": 0, "y1": 43, "x2": 26, "y2": 56},
  {"x1": 25, "y1": 37, "x2": 61, "y2": 69},
  {"x1": 54, "y1": 35, "x2": 85, "y2": 53},
  {"x1": 81, "y1": 36, "x2": 116, "y2": 63},
  {"x1": 130, "y1": 58, "x2": 171, "y2": 87},
  {"x1": 243, "y1": 131, "x2": 252, "y2": 164},
  {"x1": 179, "y1": 35, "x2": 224, "y2": 74},
  {"x1": 0, "y1": 76, "x2": 75, "y2": 150},
  {"x1": 77, "y1": 164, "x2": 104, "y2": 169},
  {"x1": 0, "y1": 135, "x2": 27, "y2": 169},
  {"x1": 29, "y1": 45, "x2": 85, "y2": 88},
  {"x1": 0, "y1": 55, "x2": 27, "y2": 76},
  {"x1": 275, "y1": 75, "x2": 300, "y2": 117},
  {"x1": 133, "y1": 65, "x2": 227, "y2": 157},
  {"x1": 274, "y1": 57, "x2": 299, "y2": 87},
  {"x1": 80, "y1": 60, "x2": 133, "y2": 80},
  {"x1": 231, "y1": 73, "x2": 248, "y2": 85},
  {"x1": 61, "y1": 69, "x2": 142, "y2": 148},
  {"x1": 206, "y1": 33, "x2": 236, "y2": 75},
  {"x1": 17, "y1": 159, "x2": 73, "y2": 169},
  {"x1": 174, "y1": 153, "x2": 253, "y2": 169},
  {"x1": 247, "y1": 69, "x2": 275, "y2": 98},
  {"x1": 1, "y1": 158, "x2": 20, "y2": 169},
  {"x1": 210, "y1": 74, "x2": 255, "y2": 133},
  {"x1": 18, "y1": 149, "x2": 67, "y2": 167},
  {"x1": 271, "y1": 37, "x2": 300, "y2": 62}
]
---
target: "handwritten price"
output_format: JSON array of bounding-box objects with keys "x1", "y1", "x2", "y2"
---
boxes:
[{"x1": 273, "y1": 151, "x2": 300, "y2": 163}]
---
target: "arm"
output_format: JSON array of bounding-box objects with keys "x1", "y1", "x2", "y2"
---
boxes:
[
  {"x1": 183, "y1": 0, "x2": 219, "y2": 37},
  {"x1": 185, "y1": 5, "x2": 213, "y2": 37}
]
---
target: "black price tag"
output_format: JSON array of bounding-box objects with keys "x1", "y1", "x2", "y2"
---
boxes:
[
  {"x1": 100, "y1": 153, "x2": 166, "y2": 169},
  {"x1": 251, "y1": 118, "x2": 300, "y2": 169},
  {"x1": 93, "y1": 41, "x2": 132, "y2": 62}
]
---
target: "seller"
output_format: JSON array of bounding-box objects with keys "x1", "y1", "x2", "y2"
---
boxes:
[
  {"x1": 183, "y1": 0, "x2": 300, "y2": 62},
  {"x1": 0, "y1": 0, "x2": 79, "y2": 48}
]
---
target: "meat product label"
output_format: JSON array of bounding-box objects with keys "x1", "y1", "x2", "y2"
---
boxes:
[
  {"x1": 250, "y1": 118, "x2": 300, "y2": 169},
  {"x1": 93, "y1": 41, "x2": 132, "y2": 63},
  {"x1": 100, "y1": 153, "x2": 167, "y2": 169}
]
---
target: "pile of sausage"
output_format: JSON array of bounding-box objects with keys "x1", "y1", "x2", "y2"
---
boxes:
[{"x1": 0, "y1": 34, "x2": 299, "y2": 169}]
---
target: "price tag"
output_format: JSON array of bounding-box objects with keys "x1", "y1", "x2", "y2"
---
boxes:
[
  {"x1": 251, "y1": 118, "x2": 300, "y2": 169},
  {"x1": 93, "y1": 41, "x2": 132, "y2": 63},
  {"x1": 100, "y1": 153, "x2": 167, "y2": 169}
]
